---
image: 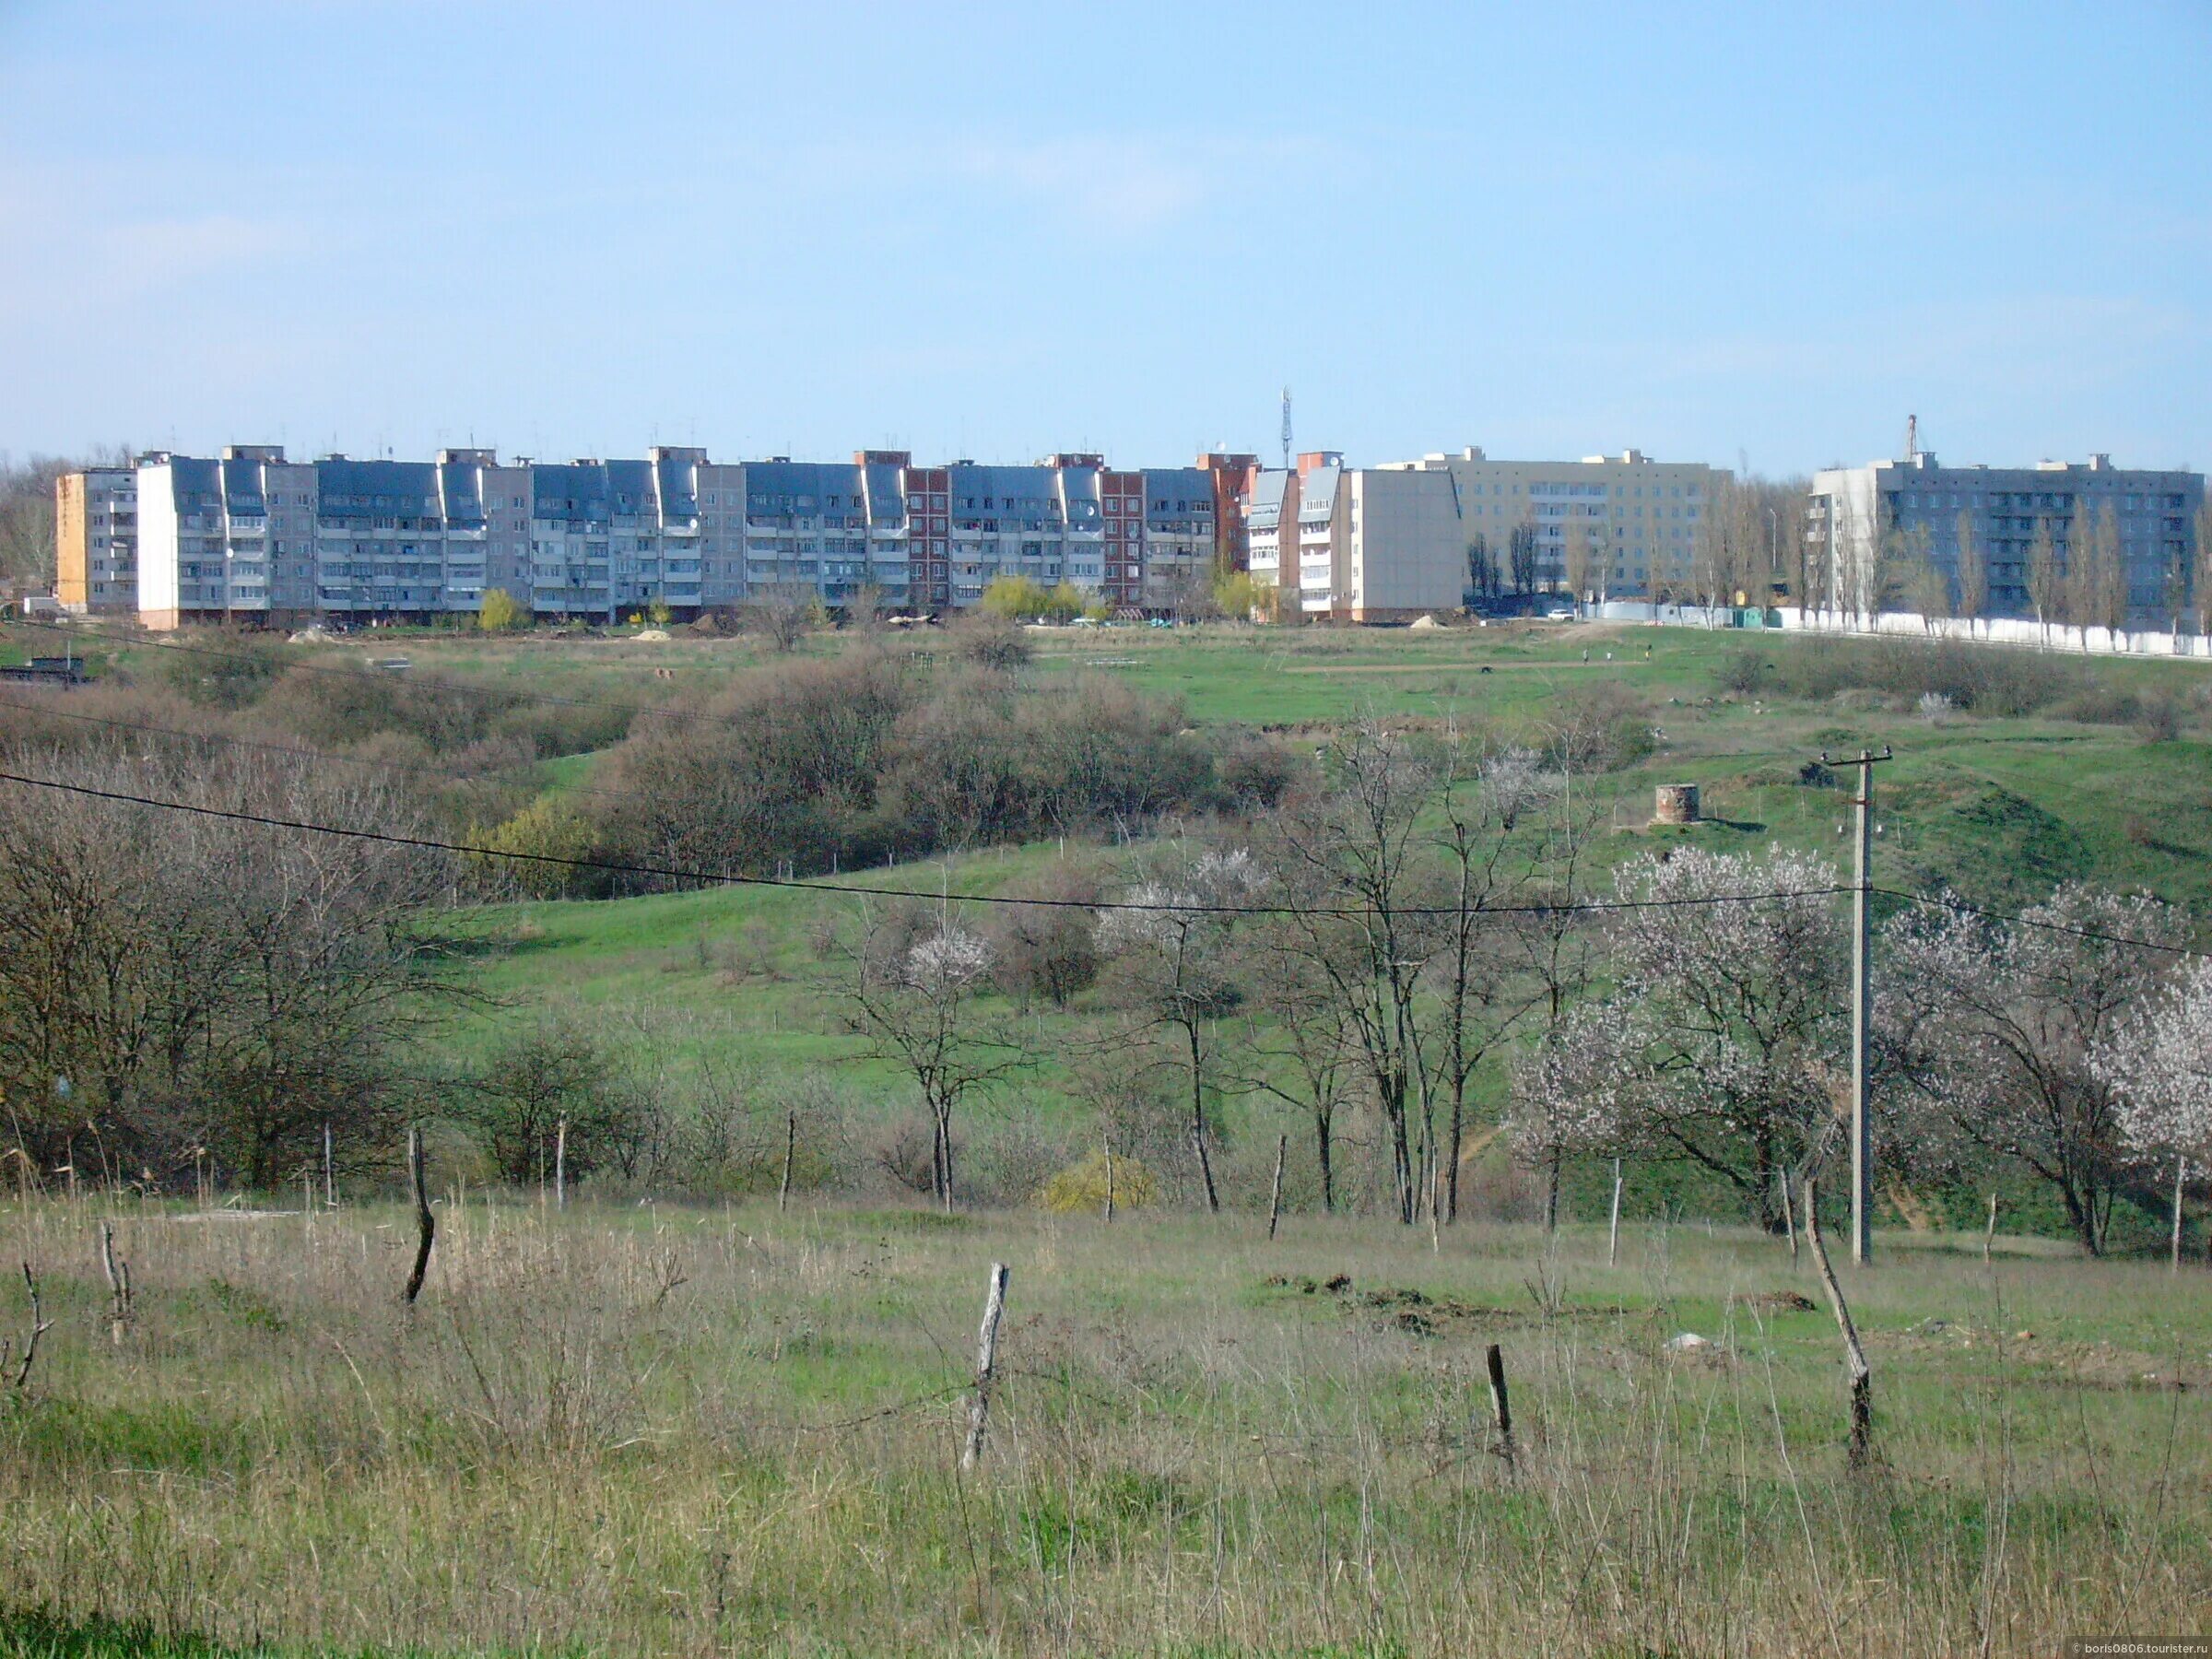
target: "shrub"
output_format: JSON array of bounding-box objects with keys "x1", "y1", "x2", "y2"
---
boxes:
[
  {"x1": 1720, "y1": 649, "x2": 1771, "y2": 695},
  {"x1": 1037, "y1": 1147, "x2": 1159, "y2": 1213},
  {"x1": 990, "y1": 871, "x2": 1102, "y2": 1007},
  {"x1": 1551, "y1": 682, "x2": 1656, "y2": 771},
  {"x1": 477, "y1": 588, "x2": 528, "y2": 632},
  {"x1": 2136, "y1": 696, "x2": 2183, "y2": 743},
  {"x1": 159, "y1": 632, "x2": 291, "y2": 710},
  {"x1": 979, "y1": 575, "x2": 1051, "y2": 620},
  {"x1": 469, "y1": 795, "x2": 606, "y2": 899},
  {"x1": 949, "y1": 614, "x2": 1033, "y2": 670}
]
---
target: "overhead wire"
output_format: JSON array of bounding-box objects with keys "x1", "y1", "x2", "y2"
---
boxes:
[
  {"x1": 0, "y1": 766, "x2": 1863, "y2": 921},
  {"x1": 0, "y1": 693, "x2": 634, "y2": 805}
]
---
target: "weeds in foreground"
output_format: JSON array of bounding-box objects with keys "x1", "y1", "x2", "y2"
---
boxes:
[{"x1": 0, "y1": 1194, "x2": 2206, "y2": 1656}]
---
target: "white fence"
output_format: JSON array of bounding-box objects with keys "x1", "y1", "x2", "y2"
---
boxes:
[
  {"x1": 1774, "y1": 606, "x2": 2212, "y2": 660},
  {"x1": 1585, "y1": 598, "x2": 2211, "y2": 660}
]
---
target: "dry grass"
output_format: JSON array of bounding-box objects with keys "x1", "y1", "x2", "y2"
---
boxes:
[{"x1": 1, "y1": 1194, "x2": 2207, "y2": 1656}]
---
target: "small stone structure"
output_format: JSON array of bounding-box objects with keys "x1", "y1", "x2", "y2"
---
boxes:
[{"x1": 1653, "y1": 784, "x2": 1701, "y2": 826}]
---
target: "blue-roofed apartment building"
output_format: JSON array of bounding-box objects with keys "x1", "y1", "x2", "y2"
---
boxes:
[{"x1": 128, "y1": 443, "x2": 1242, "y2": 628}]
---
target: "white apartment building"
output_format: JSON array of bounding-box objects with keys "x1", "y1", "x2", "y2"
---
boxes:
[
  {"x1": 1808, "y1": 450, "x2": 2204, "y2": 620},
  {"x1": 121, "y1": 443, "x2": 1226, "y2": 628}
]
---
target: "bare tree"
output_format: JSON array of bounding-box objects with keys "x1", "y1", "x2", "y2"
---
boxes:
[
  {"x1": 2194, "y1": 498, "x2": 2212, "y2": 641},
  {"x1": 743, "y1": 583, "x2": 821, "y2": 653},
  {"x1": 2025, "y1": 517, "x2": 2061, "y2": 645},
  {"x1": 1507, "y1": 524, "x2": 1539, "y2": 597},
  {"x1": 1098, "y1": 846, "x2": 1265, "y2": 1213},
  {"x1": 1955, "y1": 510, "x2": 1988, "y2": 638},
  {"x1": 1260, "y1": 724, "x2": 1439, "y2": 1224},
  {"x1": 1561, "y1": 521, "x2": 1599, "y2": 613},
  {"x1": 0, "y1": 750, "x2": 458, "y2": 1190}
]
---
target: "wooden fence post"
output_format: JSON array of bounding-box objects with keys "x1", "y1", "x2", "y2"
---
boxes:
[
  {"x1": 1608, "y1": 1159, "x2": 1624, "y2": 1267},
  {"x1": 1983, "y1": 1193, "x2": 1998, "y2": 1265},
  {"x1": 98, "y1": 1221, "x2": 131, "y2": 1344},
  {"x1": 403, "y1": 1129, "x2": 435, "y2": 1306},
  {"x1": 961, "y1": 1262, "x2": 1010, "y2": 1471},
  {"x1": 2174, "y1": 1158, "x2": 2187, "y2": 1274},
  {"x1": 1485, "y1": 1343, "x2": 1516, "y2": 1476},
  {"x1": 323, "y1": 1122, "x2": 335, "y2": 1208},
  {"x1": 1804, "y1": 1178, "x2": 1872, "y2": 1471},
  {"x1": 554, "y1": 1118, "x2": 567, "y2": 1211},
  {"x1": 1267, "y1": 1134, "x2": 1287, "y2": 1241},
  {"x1": 779, "y1": 1112, "x2": 794, "y2": 1215},
  {"x1": 1102, "y1": 1138, "x2": 1114, "y2": 1224}
]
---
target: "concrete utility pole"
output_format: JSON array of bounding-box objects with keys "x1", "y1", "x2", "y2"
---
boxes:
[{"x1": 1821, "y1": 745, "x2": 1893, "y2": 1264}]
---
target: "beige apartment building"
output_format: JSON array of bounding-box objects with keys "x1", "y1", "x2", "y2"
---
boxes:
[
  {"x1": 1392, "y1": 447, "x2": 1720, "y2": 599},
  {"x1": 1249, "y1": 445, "x2": 1724, "y2": 620}
]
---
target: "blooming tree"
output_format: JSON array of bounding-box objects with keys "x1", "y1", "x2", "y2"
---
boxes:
[
  {"x1": 838, "y1": 905, "x2": 1018, "y2": 1210},
  {"x1": 2094, "y1": 956, "x2": 2212, "y2": 1168},
  {"x1": 1559, "y1": 845, "x2": 1850, "y2": 1230},
  {"x1": 1880, "y1": 884, "x2": 2183, "y2": 1254}
]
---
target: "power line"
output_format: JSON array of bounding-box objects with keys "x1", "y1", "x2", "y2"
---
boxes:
[
  {"x1": 0, "y1": 694, "x2": 631, "y2": 805},
  {"x1": 0, "y1": 767, "x2": 1859, "y2": 922},
  {"x1": 1873, "y1": 887, "x2": 2209, "y2": 960},
  {"x1": 5, "y1": 616, "x2": 721, "y2": 731}
]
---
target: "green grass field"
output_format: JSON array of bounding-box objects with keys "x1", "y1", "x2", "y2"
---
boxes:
[
  {"x1": 429, "y1": 624, "x2": 2212, "y2": 1203},
  {"x1": 0, "y1": 1196, "x2": 2205, "y2": 1656}
]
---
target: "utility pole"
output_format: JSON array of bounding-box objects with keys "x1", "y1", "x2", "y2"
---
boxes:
[{"x1": 1821, "y1": 745, "x2": 1893, "y2": 1264}]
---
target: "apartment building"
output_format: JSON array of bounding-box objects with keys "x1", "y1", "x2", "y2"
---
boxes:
[
  {"x1": 53, "y1": 467, "x2": 137, "y2": 613},
  {"x1": 1246, "y1": 445, "x2": 1723, "y2": 619},
  {"x1": 1397, "y1": 447, "x2": 1721, "y2": 600},
  {"x1": 1808, "y1": 450, "x2": 2204, "y2": 619},
  {"x1": 113, "y1": 443, "x2": 1230, "y2": 628}
]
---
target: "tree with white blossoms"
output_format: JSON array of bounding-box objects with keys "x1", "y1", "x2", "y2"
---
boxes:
[
  {"x1": 1508, "y1": 996, "x2": 1643, "y2": 1182},
  {"x1": 837, "y1": 902, "x2": 1019, "y2": 1210},
  {"x1": 1098, "y1": 846, "x2": 1267, "y2": 1214},
  {"x1": 1560, "y1": 845, "x2": 1851, "y2": 1230},
  {"x1": 1881, "y1": 884, "x2": 2185, "y2": 1255},
  {"x1": 2094, "y1": 955, "x2": 2212, "y2": 1197}
]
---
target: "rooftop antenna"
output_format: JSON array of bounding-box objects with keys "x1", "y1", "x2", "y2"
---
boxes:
[
  {"x1": 1902, "y1": 413, "x2": 1918, "y2": 463},
  {"x1": 1280, "y1": 387, "x2": 1292, "y2": 471}
]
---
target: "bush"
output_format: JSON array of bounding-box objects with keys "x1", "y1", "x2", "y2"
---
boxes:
[
  {"x1": 477, "y1": 588, "x2": 528, "y2": 632},
  {"x1": 948, "y1": 614, "x2": 1033, "y2": 670},
  {"x1": 458, "y1": 1022, "x2": 645, "y2": 1186},
  {"x1": 468, "y1": 796, "x2": 606, "y2": 899},
  {"x1": 2136, "y1": 696, "x2": 2183, "y2": 743},
  {"x1": 979, "y1": 575, "x2": 1051, "y2": 620},
  {"x1": 1551, "y1": 682, "x2": 1656, "y2": 771},
  {"x1": 159, "y1": 632, "x2": 292, "y2": 710},
  {"x1": 1719, "y1": 649, "x2": 1772, "y2": 695},
  {"x1": 989, "y1": 870, "x2": 1102, "y2": 1007},
  {"x1": 1037, "y1": 1147, "x2": 1159, "y2": 1213}
]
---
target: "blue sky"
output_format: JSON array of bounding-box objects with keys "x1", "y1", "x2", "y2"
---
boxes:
[{"x1": 3, "y1": 0, "x2": 2207, "y2": 477}]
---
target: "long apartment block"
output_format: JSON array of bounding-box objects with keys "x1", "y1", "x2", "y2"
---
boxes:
[{"x1": 105, "y1": 445, "x2": 1257, "y2": 629}]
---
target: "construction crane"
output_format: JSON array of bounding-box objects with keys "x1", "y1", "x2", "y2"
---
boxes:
[{"x1": 1901, "y1": 413, "x2": 1919, "y2": 463}]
